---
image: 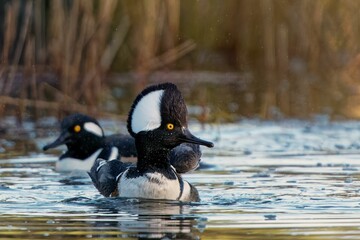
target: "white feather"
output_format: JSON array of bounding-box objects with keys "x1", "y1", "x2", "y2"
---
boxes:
[
  {"x1": 56, "y1": 149, "x2": 103, "y2": 172},
  {"x1": 84, "y1": 122, "x2": 103, "y2": 137},
  {"x1": 131, "y1": 90, "x2": 164, "y2": 134},
  {"x1": 179, "y1": 181, "x2": 191, "y2": 201},
  {"x1": 96, "y1": 159, "x2": 107, "y2": 172},
  {"x1": 109, "y1": 147, "x2": 119, "y2": 160},
  {"x1": 118, "y1": 170, "x2": 181, "y2": 200}
]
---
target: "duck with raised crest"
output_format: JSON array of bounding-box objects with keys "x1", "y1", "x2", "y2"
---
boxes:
[{"x1": 89, "y1": 83, "x2": 214, "y2": 202}]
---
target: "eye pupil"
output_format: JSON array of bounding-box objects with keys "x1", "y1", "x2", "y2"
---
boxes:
[
  {"x1": 167, "y1": 123, "x2": 174, "y2": 130},
  {"x1": 74, "y1": 125, "x2": 81, "y2": 132}
]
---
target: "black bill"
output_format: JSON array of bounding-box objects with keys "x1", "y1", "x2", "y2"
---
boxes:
[
  {"x1": 43, "y1": 131, "x2": 70, "y2": 151},
  {"x1": 179, "y1": 128, "x2": 214, "y2": 148}
]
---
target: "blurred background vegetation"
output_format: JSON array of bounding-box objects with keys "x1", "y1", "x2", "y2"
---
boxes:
[{"x1": 1, "y1": 0, "x2": 360, "y2": 124}]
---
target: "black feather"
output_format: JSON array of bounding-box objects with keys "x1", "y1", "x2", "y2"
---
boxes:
[
  {"x1": 106, "y1": 134, "x2": 137, "y2": 157},
  {"x1": 88, "y1": 156, "x2": 132, "y2": 197}
]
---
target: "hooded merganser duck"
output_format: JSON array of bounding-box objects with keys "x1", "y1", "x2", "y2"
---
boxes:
[
  {"x1": 89, "y1": 83, "x2": 214, "y2": 202},
  {"x1": 43, "y1": 113, "x2": 137, "y2": 172},
  {"x1": 43, "y1": 114, "x2": 204, "y2": 173}
]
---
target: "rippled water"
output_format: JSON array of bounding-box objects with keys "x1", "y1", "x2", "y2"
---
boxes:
[{"x1": 1, "y1": 120, "x2": 360, "y2": 239}]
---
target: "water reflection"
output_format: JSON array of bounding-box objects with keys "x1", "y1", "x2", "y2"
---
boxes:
[
  {"x1": 88, "y1": 198, "x2": 205, "y2": 239},
  {"x1": 0, "y1": 198, "x2": 205, "y2": 239}
]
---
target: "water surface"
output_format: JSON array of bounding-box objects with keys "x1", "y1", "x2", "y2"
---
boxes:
[{"x1": 1, "y1": 120, "x2": 360, "y2": 239}]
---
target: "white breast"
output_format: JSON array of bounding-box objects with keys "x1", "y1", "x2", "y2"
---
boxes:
[
  {"x1": 118, "y1": 170, "x2": 182, "y2": 200},
  {"x1": 56, "y1": 148, "x2": 103, "y2": 172}
]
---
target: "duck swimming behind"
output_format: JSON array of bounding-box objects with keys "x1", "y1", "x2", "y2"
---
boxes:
[
  {"x1": 43, "y1": 113, "x2": 206, "y2": 173},
  {"x1": 43, "y1": 113, "x2": 137, "y2": 172},
  {"x1": 89, "y1": 82, "x2": 214, "y2": 202}
]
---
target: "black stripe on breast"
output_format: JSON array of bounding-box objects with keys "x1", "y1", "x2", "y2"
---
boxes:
[
  {"x1": 113, "y1": 170, "x2": 126, "y2": 197},
  {"x1": 176, "y1": 174, "x2": 184, "y2": 201}
]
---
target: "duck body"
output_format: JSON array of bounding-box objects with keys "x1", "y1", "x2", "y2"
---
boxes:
[
  {"x1": 56, "y1": 148, "x2": 104, "y2": 172},
  {"x1": 117, "y1": 166, "x2": 199, "y2": 202},
  {"x1": 115, "y1": 134, "x2": 200, "y2": 201}
]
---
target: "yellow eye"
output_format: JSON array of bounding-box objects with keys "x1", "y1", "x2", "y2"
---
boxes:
[
  {"x1": 74, "y1": 125, "x2": 81, "y2": 133},
  {"x1": 166, "y1": 123, "x2": 174, "y2": 130}
]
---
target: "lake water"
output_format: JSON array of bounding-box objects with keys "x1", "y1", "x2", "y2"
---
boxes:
[{"x1": 1, "y1": 119, "x2": 360, "y2": 239}]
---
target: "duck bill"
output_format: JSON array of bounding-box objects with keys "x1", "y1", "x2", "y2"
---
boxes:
[
  {"x1": 180, "y1": 128, "x2": 214, "y2": 148},
  {"x1": 43, "y1": 131, "x2": 70, "y2": 151}
]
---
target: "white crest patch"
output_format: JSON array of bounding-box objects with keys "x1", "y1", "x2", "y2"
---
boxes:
[
  {"x1": 131, "y1": 90, "x2": 164, "y2": 134},
  {"x1": 84, "y1": 122, "x2": 103, "y2": 137}
]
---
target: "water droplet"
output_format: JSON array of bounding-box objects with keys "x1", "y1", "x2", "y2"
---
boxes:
[
  {"x1": 46, "y1": 220, "x2": 55, "y2": 224},
  {"x1": 344, "y1": 178, "x2": 353, "y2": 183},
  {"x1": 224, "y1": 181, "x2": 234, "y2": 186},
  {"x1": 264, "y1": 214, "x2": 276, "y2": 220}
]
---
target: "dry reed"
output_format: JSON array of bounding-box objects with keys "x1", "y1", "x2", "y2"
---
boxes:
[{"x1": 1, "y1": 0, "x2": 360, "y2": 121}]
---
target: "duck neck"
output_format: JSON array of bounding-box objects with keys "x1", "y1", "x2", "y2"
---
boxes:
[
  {"x1": 135, "y1": 134, "x2": 171, "y2": 173},
  {"x1": 65, "y1": 136, "x2": 105, "y2": 159}
]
